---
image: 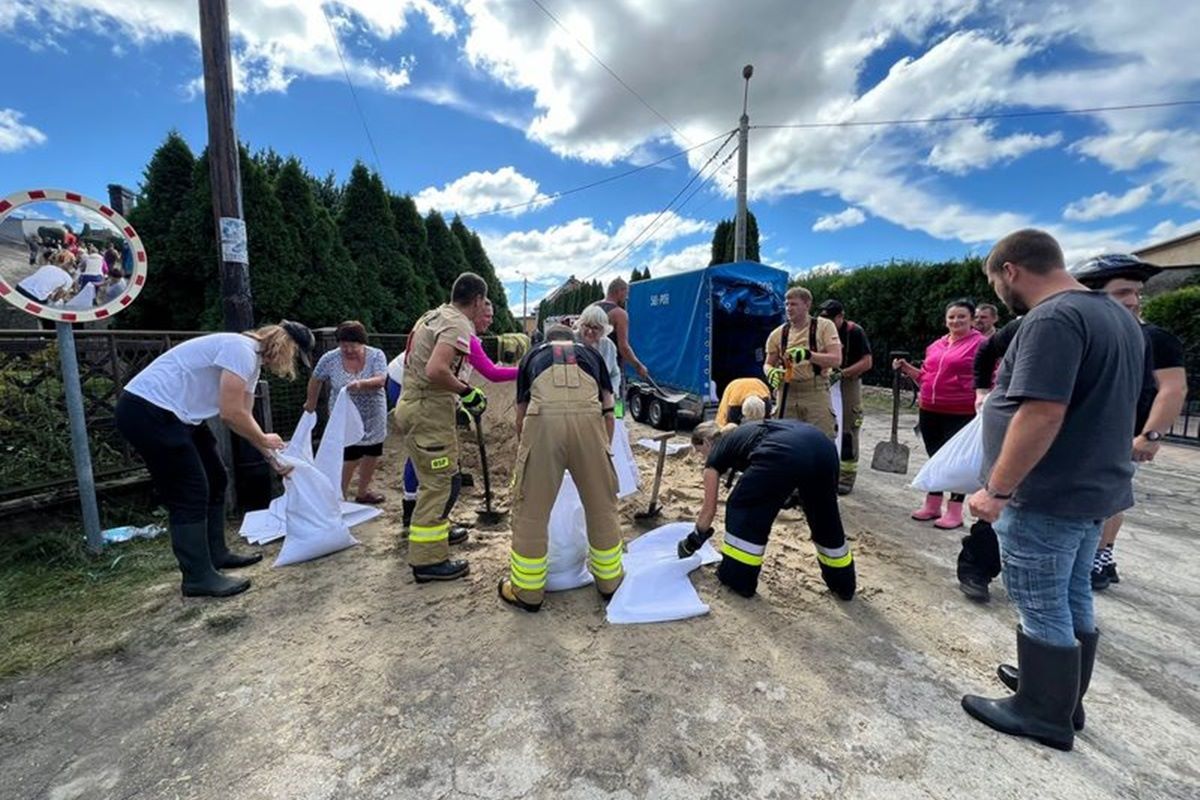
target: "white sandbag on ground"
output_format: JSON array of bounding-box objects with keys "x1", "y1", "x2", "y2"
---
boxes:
[
  {"x1": 606, "y1": 522, "x2": 719, "y2": 625},
  {"x1": 546, "y1": 421, "x2": 641, "y2": 592},
  {"x1": 637, "y1": 438, "x2": 690, "y2": 456},
  {"x1": 831, "y1": 381, "x2": 844, "y2": 449},
  {"x1": 911, "y1": 414, "x2": 984, "y2": 495}
]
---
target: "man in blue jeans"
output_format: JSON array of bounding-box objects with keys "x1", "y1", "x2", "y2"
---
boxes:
[{"x1": 962, "y1": 229, "x2": 1144, "y2": 752}]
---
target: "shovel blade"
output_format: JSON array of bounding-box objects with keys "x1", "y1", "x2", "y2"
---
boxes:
[
  {"x1": 477, "y1": 509, "x2": 506, "y2": 526},
  {"x1": 871, "y1": 441, "x2": 910, "y2": 474}
]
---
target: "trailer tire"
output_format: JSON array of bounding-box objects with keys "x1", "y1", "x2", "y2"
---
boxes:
[
  {"x1": 629, "y1": 389, "x2": 649, "y2": 423},
  {"x1": 648, "y1": 397, "x2": 675, "y2": 430}
]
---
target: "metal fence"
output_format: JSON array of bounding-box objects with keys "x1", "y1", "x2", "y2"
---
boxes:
[{"x1": 0, "y1": 329, "x2": 509, "y2": 513}]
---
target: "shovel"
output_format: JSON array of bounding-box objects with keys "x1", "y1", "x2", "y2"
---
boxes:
[
  {"x1": 634, "y1": 431, "x2": 674, "y2": 520},
  {"x1": 472, "y1": 412, "x2": 506, "y2": 525},
  {"x1": 871, "y1": 351, "x2": 911, "y2": 475}
]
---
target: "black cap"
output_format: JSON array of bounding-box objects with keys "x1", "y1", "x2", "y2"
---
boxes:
[
  {"x1": 818, "y1": 299, "x2": 844, "y2": 319},
  {"x1": 280, "y1": 320, "x2": 315, "y2": 369}
]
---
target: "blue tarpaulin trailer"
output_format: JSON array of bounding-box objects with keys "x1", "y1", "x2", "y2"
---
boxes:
[{"x1": 625, "y1": 260, "x2": 789, "y2": 429}]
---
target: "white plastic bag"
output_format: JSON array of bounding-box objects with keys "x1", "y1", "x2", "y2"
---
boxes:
[
  {"x1": 831, "y1": 381, "x2": 844, "y2": 449},
  {"x1": 545, "y1": 421, "x2": 641, "y2": 591},
  {"x1": 911, "y1": 414, "x2": 984, "y2": 495},
  {"x1": 606, "y1": 522, "x2": 719, "y2": 625}
]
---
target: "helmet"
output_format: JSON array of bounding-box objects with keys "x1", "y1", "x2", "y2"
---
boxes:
[{"x1": 1069, "y1": 254, "x2": 1161, "y2": 288}]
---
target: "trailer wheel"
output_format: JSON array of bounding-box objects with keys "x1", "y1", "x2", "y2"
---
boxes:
[
  {"x1": 648, "y1": 397, "x2": 675, "y2": 430},
  {"x1": 629, "y1": 390, "x2": 649, "y2": 422}
]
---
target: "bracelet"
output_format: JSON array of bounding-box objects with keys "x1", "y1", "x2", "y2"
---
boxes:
[
  {"x1": 985, "y1": 483, "x2": 1014, "y2": 500},
  {"x1": 602, "y1": 406, "x2": 615, "y2": 415}
]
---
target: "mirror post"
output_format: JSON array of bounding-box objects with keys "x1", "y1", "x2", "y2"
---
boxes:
[{"x1": 56, "y1": 321, "x2": 103, "y2": 553}]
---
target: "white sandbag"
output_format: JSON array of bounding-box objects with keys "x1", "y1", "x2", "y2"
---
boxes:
[
  {"x1": 911, "y1": 414, "x2": 984, "y2": 495},
  {"x1": 273, "y1": 452, "x2": 359, "y2": 567},
  {"x1": 637, "y1": 438, "x2": 691, "y2": 456},
  {"x1": 546, "y1": 424, "x2": 641, "y2": 592},
  {"x1": 606, "y1": 522, "x2": 719, "y2": 625},
  {"x1": 315, "y1": 389, "x2": 365, "y2": 495}
]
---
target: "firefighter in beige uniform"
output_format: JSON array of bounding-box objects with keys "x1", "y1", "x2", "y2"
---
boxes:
[
  {"x1": 499, "y1": 326, "x2": 623, "y2": 612},
  {"x1": 395, "y1": 273, "x2": 489, "y2": 583},
  {"x1": 763, "y1": 286, "x2": 842, "y2": 438}
]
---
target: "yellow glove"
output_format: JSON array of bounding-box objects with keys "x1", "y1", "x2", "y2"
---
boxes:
[{"x1": 767, "y1": 367, "x2": 785, "y2": 389}]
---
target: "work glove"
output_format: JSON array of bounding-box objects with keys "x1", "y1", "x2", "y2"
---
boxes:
[
  {"x1": 828, "y1": 367, "x2": 843, "y2": 386},
  {"x1": 677, "y1": 526, "x2": 714, "y2": 559},
  {"x1": 459, "y1": 385, "x2": 487, "y2": 416},
  {"x1": 785, "y1": 345, "x2": 811, "y2": 363},
  {"x1": 766, "y1": 366, "x2": 785, "y2": 389}
]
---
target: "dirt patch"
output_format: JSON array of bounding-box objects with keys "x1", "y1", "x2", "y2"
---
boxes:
[{"x1": 2, "y1": 405, "x2": 1199, "y2": 799}]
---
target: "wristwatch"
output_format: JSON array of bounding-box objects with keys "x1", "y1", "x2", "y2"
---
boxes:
[
  {"x1": 985, "y1": 484, "x2": 1014, "y2": 500},
  {"x1": 1143, "y1": 430, "x2": 1163, "y2": 442}
]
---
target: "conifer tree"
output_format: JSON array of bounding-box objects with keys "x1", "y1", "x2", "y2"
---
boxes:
[
  {"x1": 451, "y1": 215, "x2": 517, "y2": 332},
  {"x1": 425, "y1": 210, "x2": 470, "y2": 298}
]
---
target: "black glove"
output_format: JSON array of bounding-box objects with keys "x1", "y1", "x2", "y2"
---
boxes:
[{"x1": 677, "y1": 526, "x2": 714, "y2": 559}]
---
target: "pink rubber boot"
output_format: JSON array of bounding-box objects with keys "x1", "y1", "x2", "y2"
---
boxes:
[
  {"x1": 912, "y1": 493, "x2": 943, "y2": 521},
  {"x1": 935, "y1": 500, "x2": 965, "y2": 530}
]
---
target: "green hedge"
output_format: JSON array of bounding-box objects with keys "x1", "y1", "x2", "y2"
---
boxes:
[
  {"x1": 1143, "y1": 286, "x2": 1200, "y2": 381},
  {"x1": 796, "y1": 258, "x2": 1002, "y2": 384}
]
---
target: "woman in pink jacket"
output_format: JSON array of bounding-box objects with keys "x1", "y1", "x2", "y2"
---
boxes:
[{"x1": 893, "y1": 299, "x2": 985, "y2": 529}]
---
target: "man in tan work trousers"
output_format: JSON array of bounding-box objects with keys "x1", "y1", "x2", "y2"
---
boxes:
[
  {"x1": 395, "y1": 272, "x2": 489, "y2": 583},
  {"x1": 763, "y1": 286, "x2": 843, "y2": 438},
  {"x1": 499, "y1": 325, "x2": 623, "y2": 612}
]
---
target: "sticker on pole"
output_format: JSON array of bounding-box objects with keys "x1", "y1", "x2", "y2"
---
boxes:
[
  {"x1": 0, "y1": 188, "x2": 149, "y2": 324},
  {"x1": 220, "y1": 217, "x2": 248, "y2": 264}
]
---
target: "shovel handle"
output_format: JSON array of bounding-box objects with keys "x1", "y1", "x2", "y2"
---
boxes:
[{"x1": 889, "y1": 350, "x2": 908, "y2": 444}]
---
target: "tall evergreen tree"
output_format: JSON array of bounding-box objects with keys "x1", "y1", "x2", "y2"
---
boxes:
[
  {"x1": 310, "y1": 170, "x2": 343, "y2": 216},
  {"x1": 709, "y1": 219, "x2": 731, "y2": 265},
  {"x1": 390, "y1": 194, "x2": 438, "y2": 304},
  {"x1": 339, "y1": 163, "x2": 425, "y2": 331},
  {"x1": 450, "y1": 215, "x2": 517, "y2": 332},
  {"x1": 235, "y1": 147, "x2": 304, "y2": 324},
  {"x1": 275, "y1": 158, "x2": 365, "y2": 327},
  {"x1": 709, "y1": 211, "x2": 761, "y2": 265},
  {"x1": 119, "y1": 131, "x2": 205, "y2": 328},
  {"x1": 425, "y1": 210, "x2": 470, "y2": 299}
]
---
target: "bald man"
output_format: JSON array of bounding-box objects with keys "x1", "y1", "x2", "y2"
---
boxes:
[{"x1": 591, "y1": 278, "x2": 650, "y2": 382}]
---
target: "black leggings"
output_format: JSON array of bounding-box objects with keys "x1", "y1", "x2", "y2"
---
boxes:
[
  {"x1": 918, "y1": 408, "x2": 974, "y2": 501},
  {"x1": 116, "y1": 393, "x2": 227, "y2": 525},
  {"x1": 719, "y1": 423, "x2": 847, "y2": 595}
]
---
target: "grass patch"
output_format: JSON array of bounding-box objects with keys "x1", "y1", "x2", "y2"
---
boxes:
[{"x1": 0, "y1": 506, "x2": 178, "y2": 679}]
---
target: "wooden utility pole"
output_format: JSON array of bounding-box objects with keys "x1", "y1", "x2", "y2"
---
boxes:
[
  {"x1": 734, "y1": 64, "x2": 753, "y2": 263},
  {"x1": 199, "y1": 0, "x2": 254, "y2": 332},
  {"x1": 198, "y1": 0, "x2": 271, "y2": 510}
]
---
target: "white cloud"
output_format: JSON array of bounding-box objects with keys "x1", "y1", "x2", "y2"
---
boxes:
[
  {"x1": 0, "y1": 0, "x2": 448, "y2": 95},
  {"x1": 1142, "y1": 218, "x2": 1200, "y2": 246},
  {"x1": 480, "y1": 210, "x2": 711, "y2": 290},
  {"x1": 926, "y1": 123, "x2": 1062, "y2": 175},
  {"x1": 0, "y1": 109, "x2": 46, "y2": 152},
  {"x1": 414, "y1": 167, "x2": 552, "y2": 217},
  {"x1": 813, "y1": 207, "x2": 866, "y2": 232},
  {"x1": 1063, "y1": 185, "x2": 1153, "y2": 222}
]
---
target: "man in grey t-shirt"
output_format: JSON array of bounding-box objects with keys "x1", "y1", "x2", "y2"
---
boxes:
[{"x1": 960, "y1": 229, "x2": 1143, "y2": 753}]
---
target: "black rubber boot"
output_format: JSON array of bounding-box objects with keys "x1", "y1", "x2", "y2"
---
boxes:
[
  {"x1": 207, "y1": 505, "x2": 262, "y2": 569},
  {"x1": 962, "y1": 628, "x2": 1080, "y2": 751},
  {"x1": 957, "y1": 522, "x2": 1001, "y2": 602},
  {"x1": 996, "y1": 628, "x2": 1099, "y2": 731},
  {"x1": 172, "y1": 521, "x2": 250, "y2": 598},
  {"x1": 401, "y1": 498, "x2": 416, "y2": 532},
  {"x1": 412, "y1": 559, "x2": 470, "y2": 583},
  {"x1": 449, "y1": 525, "x2": 470, "y2": 545},
  {"x1": 819, "y1": 560, "x2": 856, "y2": 601}
]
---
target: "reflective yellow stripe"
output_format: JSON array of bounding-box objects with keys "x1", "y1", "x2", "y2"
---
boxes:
[
  {"x1": 816, "y1": 550, "x2": 854, "y2": 568},
  {"x1": 590, "y1": 562, "x2": 623, "y2": 579},
  {"x1": 409, "y1": 523, "x2": 449, "y2": 543},
  {"x1": 839, "y1": 460, "x2": 857, "y2": 473},
  {"x1": 509, "y1": 570, "x2": 546, "y2": 590},
  {"x1": 510, "y1": 551, "x2": 548, "y2": 570},
  {"x1": 588, "y1": 546, "x2": 623, "y2": 568},
  {"x1": 721, "y1": 540, "x2": 763, "y2": 567},
  {"x1": 509, "y1": 561, "x2": 545, "y2": 580}
]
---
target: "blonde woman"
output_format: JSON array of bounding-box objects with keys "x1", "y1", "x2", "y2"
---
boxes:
[
  {"x1": 677, "y1": 418, "x2": 856, "y2": 600},
  {"x1": 117, "y1": 322, "x2": 315, "y2": 598}
]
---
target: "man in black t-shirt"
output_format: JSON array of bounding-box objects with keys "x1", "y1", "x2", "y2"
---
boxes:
[
  {"x1": 818, "y1": 299, "x2": 873, "y2": 495},
  {"x1": 1071, "y1": 255, "x2": 1189, "y2": 589},
  {"x1": 500, "y1": 326, "x2": 623, "y2": 612}
]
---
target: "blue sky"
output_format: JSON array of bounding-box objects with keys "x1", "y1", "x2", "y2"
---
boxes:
[{"x1": 2, "y1": 0, "x2": 1199, "y2": 314}]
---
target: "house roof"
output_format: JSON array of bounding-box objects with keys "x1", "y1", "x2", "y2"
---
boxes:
[{"x1": 1134, "y1": 227, "x2": 1200, "y2": 258}]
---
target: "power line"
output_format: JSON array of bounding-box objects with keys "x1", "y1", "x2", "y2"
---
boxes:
[
  {"x1": 579, "y1": 130, "x2": 737, "y2": 282},
  {"x1": 460, "y1": 130, "x2": 735, "y2": 219},
  {"x1": 751, "y1": 99, "x2": 1200, "y2": 131},
  {"x1": 320, "y1": 3, "x2": 386, "y2": 178},
  {"x1": 526, "y1": 0, "x2": 739, "y2": 186}
]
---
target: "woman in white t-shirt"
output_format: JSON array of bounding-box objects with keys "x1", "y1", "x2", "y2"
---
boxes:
[{"x1": 116, "y1": 321, "x2": 315, "y2": 598}]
